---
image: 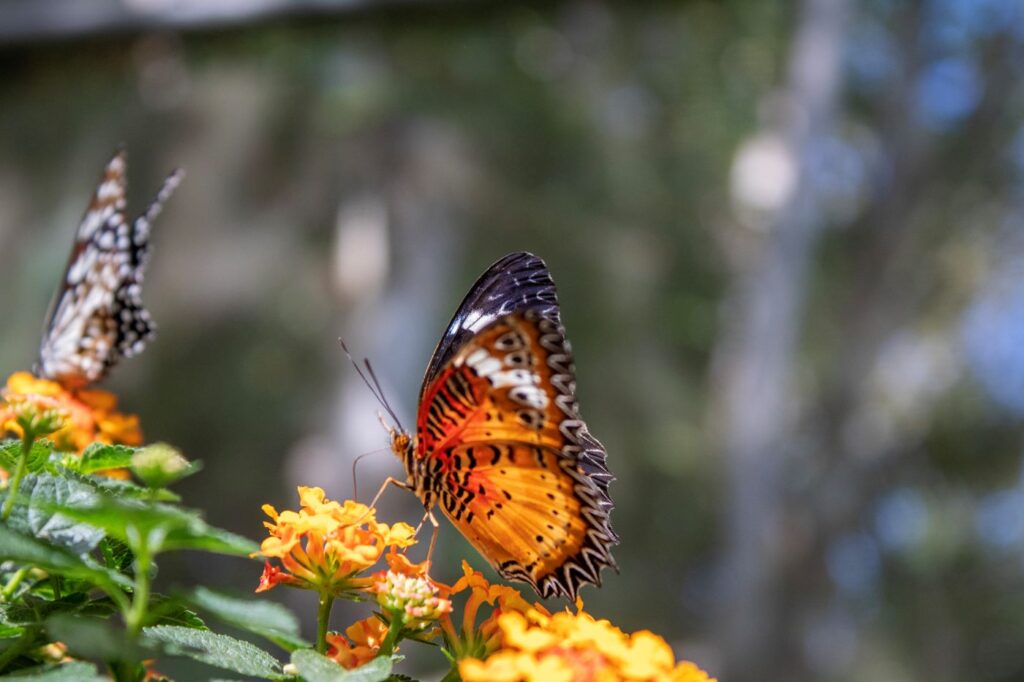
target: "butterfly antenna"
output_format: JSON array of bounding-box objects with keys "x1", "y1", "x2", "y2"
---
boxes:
[
  {"x1": 339, "y1": 339, "x2": 404, "y2": 432},
  {"x1": 363, "y1": 358, "x2": 404, "y2": 433}
]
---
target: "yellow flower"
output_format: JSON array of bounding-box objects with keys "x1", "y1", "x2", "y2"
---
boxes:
[
  {"x1": 253, "y1": 487, "x2": 417, "y2": 596},
  {"x1": 440, "y1": 561, "x2": 550, "y2": 662},
  {"x1": 458, "y1": 608, "x2": 716, "y2": 682},
  {"x1": 1, "y1": 371, "x2": 142, "y2": 455},
  {"x1": 326, "y1": 617, "x2": 390, "y2": 670}
]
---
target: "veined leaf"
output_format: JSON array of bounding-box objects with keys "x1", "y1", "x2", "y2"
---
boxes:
[
  {"x1": 290, "y1": 650, "x2": 396, "y2": 682},
  {"x1": 2, "y1": 473, "x2": 105, "y2": 556},
  {"x1": 0, "y1": 526, "x2": 129, "y2": 590},
  {"x1": 0, "y1": 440, "x2": 54, "y2": 474},
  {"x1": 61, "y1": 468, "x2": 180, "y2": 503},
  {"x1": 45, "y1": 495, "x2": 257, "y2": 556},
  {"x1": 143, "y1": 625, "x2": 283, "y2": 679},
  {"x1": 148, "y1": 594, "x2": 206, "y2": 629},
  {"x1": 72, "y1": 444, "x2": 136, "y2": 475},
  {"x1": 186, "y1": 587, "x2": 308, "y2": 650}
]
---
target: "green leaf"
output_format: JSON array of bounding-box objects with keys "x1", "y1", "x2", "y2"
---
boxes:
[
  {"x1": 0, "y1": 662, "x2": 105, "y2": 681},
  {"x1": 47, "y1": 614, "x2": 150, "y2": 662},
  {"x1": 143, "y1": 625, "x2": 283, "y2": 679},
  {"x1": 148, "y1": 594, "x2": 206, "y2": 629},
  {"x1": 98, "y1": 537, "x2": 134, "y2": 573},
  {"x1": 0, "y1": 440, "x2": 54, "y2": 474},
  {"x1": 73, "y1": 444, "x2": 136, "y2": 475},
  {"x1": 0, "y1": 525, "x2": 130, "y2": 590},
  {"x1": 0, "y1": 438, "x2": 19, "y2": 470},
  {"x1": 0, "y1": 622, "x2": 25, "y2": 639},
  {"x1": 46, "y1": 495, "x2": 258, "y2": 557},
  {"x1": 3, "y1": 473, "x2": 105, "y2": 555},
  {"x1": 290, "y1": 650, "x2": 395, "y2": 682},
  {"x1": 2, "y1": 592, "x2": 93, "y2": 628},
  {"x1": 185, "y1": 587, "x2": 308, "y2": 650},
  {"x1": 71, "y1": 470, "x2": 181, "y2": 503}
]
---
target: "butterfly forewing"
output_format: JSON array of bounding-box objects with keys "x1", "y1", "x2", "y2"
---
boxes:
[
  {"x1": 411, "y1": 253, "x2": 617, "y2": 600},
  {"x1": 419, "y1": 252, "x2": 558, "y2": 401},
  {"x1": 37, "y1": 151, "x2": 182, "y2": 388}
]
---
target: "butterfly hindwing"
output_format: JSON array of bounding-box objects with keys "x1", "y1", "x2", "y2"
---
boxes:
[
  {"x1": 37, "y1": 151, "x2": 182, "y2": 388},
  {"x1": 413, "y1": 253, "x2": 617, "y2": 599}
]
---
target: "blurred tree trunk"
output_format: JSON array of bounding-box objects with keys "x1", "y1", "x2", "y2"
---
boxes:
[{"x1": 712, "y1": 0, "x2": 847, "y2": 679}]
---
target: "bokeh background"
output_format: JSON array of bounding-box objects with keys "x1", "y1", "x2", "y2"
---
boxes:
[{"x1": 2, "y1": 0, "x2": 1024, "y2": 680}]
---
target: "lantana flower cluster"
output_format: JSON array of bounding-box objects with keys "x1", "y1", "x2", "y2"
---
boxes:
[
  {"x1": 459, "y1": 607, "x2": 714, "y2": 682},
  {"x1": 1, "y1": 371, "x2": 141, "y2": 453},
  {"x1": 255, "y1": 486, "x2": 417, "y2": 597},
  {"x1": 255, "y1": 487, "x2": 715, "y2": 680}
]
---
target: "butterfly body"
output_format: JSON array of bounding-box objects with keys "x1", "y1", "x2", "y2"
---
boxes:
[
  {"x1": 392, "y1": 253, "x2": 617, "y2": 600},
  {"x1": 37, "y1": 151, "x2": 182, "y2": 388}
]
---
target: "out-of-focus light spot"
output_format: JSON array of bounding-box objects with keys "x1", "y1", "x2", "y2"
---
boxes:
[
  {"x1": 826, "y1": 532, "x2": 881, "y2": 594},
  {"x1": 332, "y1": 198, "x2": 389, "y2": 304},
  {"x1": 807, "y1": 129, "x2": 875, "y2": 224},
  {"x1": 962, "y1": 274, "x2": 1024, "y2": 415},
  {"x1": 975, "y1": 489, "x2": 1024, "y2": 547},
  {"x1": 914, "y1": 57, "x2": 982, "y2": 132},
  {"x1": 873, "y1": 332, "x2": 959, "y2": 414},
  {"x1": 930, "y1": 0, "x2": 1024, "y2": 40},
  {"x1": 875, "y1": 489, "x2": 929, "y2": 552},
  {"x1": 846, "y1": 21, "x2": 898, "y2": 91},
  {"x1": 729, "y1": 133, "x2": 797, "y2": 219}
]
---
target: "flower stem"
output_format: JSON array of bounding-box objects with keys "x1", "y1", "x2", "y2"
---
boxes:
[
  {"x1": 0, "y1": 567, "x2": 29, "y2": 602},
  {"x1": 316, "y1": 592, "x2": 334, "y2": 653},
  {"x1": 378, "y1": 617, "x2": 404, "y2": 658},
  {"x1": 1, "y1": 431, "x2": 35, "y2": 521},
  {"x1": 124, "y1": 547, "x2": 151, "y2": 638}
]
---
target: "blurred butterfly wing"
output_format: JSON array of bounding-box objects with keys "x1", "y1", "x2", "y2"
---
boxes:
[
  {"x1": 419, "y1": 252, "x2": 558, "y2": 402},
  {"x1": 414, "y1": 260, "x2": 617, "y2": 599},
  {"x1": 37, "y1": 152, "x2": 182, "y2": 388}
]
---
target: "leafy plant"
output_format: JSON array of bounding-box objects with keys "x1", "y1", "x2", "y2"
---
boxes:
[{"x1": 0, "y1": 379, "x2": 711, "y2": 681}]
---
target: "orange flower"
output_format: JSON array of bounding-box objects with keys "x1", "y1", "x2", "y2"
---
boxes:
[
  {"x1": 1, "y1": 371, "x2": 142, "y2": 454},
  {"x1": 441, "y1": 561, "x2": 549, "y2": 662},
  {"x1": 326, "y1": 617, "x2": 390, "y2": 670},
  {"x1": 253, "y1": 487, "x2": 417, "y2": 597},
  {"x1": 458, "y1": 608, "x2": 716, "y2": 682}
]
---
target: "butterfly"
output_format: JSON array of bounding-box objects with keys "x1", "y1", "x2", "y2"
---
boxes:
[
  {"x1": 384, "y1": 252, "x2": 618, "y2": 600},
  {"x1": 35, "y1": 151, "x2": 183, "y2": 389}
]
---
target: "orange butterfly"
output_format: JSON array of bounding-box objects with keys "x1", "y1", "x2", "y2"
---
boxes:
[{"x1": 375, "y1": 252, "x2": 618, "y2": 600}]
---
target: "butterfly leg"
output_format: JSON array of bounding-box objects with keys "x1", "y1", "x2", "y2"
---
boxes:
[
  {"x1": 367, "y1": 476, "x2": 411, "y2": 510},
  {"x1": 423, "y1": 509, "x2": 440, "y2": 568}
]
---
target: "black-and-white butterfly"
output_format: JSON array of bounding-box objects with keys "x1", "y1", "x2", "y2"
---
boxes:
[{"x1": 36, "y1": 151, "x2": 183, "y2": 389}]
